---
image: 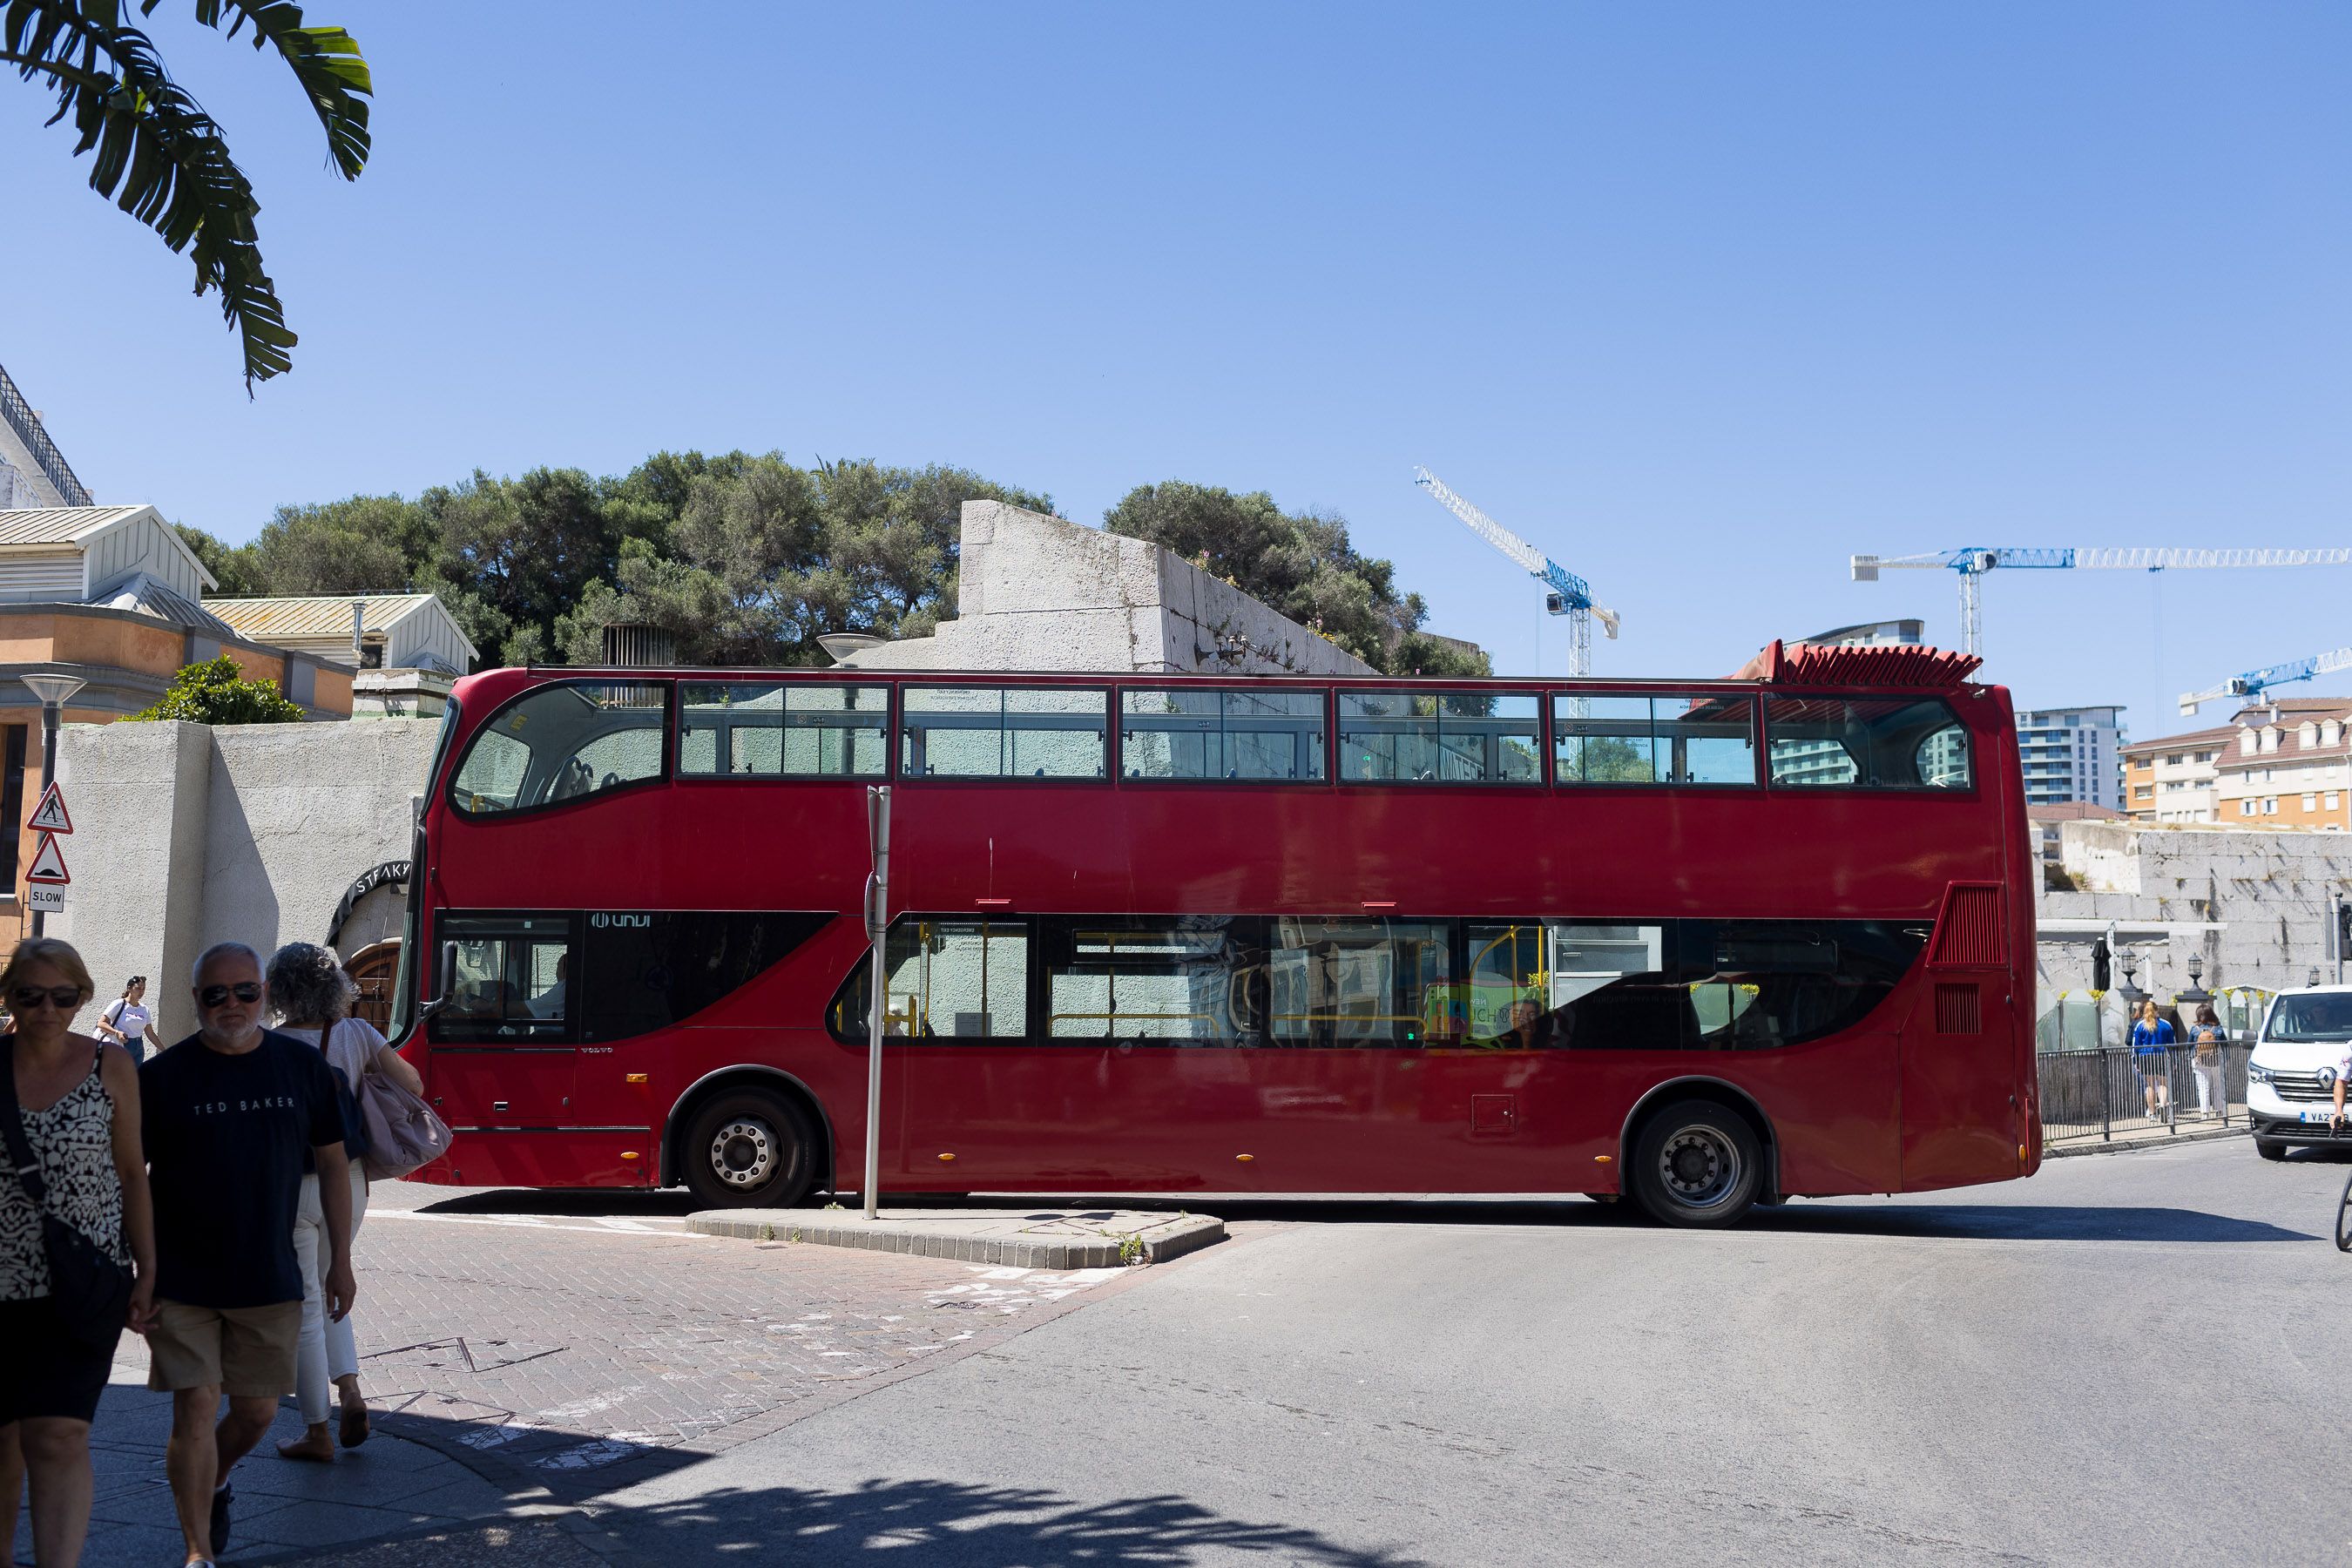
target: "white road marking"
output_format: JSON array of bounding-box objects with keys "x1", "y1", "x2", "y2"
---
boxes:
[{"x1": 368, "y1": 1209, "x2": 695, "y2": 1238}]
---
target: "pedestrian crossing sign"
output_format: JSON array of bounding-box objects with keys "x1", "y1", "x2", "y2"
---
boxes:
[{"x1": 26, "y1": 781, "x2": 69, "y2": 835}]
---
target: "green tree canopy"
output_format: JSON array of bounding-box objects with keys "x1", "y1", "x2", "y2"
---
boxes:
[
  {"x1": 4, "y1": 1, "x2": 372, "y2": 388},
  {"x1": 1104, "y1": 481, "x2": 1487, "y2": 677},
  {"x1": 125, "y1": 654, "x2": 305, "y2": 723},
  {"x1": 553, "y1": 456, "x2": 1053, "y2": 666}
]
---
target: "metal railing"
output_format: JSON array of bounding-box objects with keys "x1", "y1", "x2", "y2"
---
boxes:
[
  {"x1": 2039, "y1": 1044, "x2": 2252, "y2": 1144},
  {"x1": 0, "y1": 361, "x2": 91, "y2": 507}
]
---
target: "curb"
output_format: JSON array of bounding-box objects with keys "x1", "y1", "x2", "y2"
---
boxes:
[
  {"x1": 686, "y1": 1207, "x2": 1226, "y2": 1268},
  {"x1": 2045, "y1": 1125, "x2": 2245, "y2": 1159}
]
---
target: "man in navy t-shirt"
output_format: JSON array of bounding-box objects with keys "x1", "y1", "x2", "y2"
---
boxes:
[{"x1": 139, "y1": 942, "x2": 355, "y2": 1565}]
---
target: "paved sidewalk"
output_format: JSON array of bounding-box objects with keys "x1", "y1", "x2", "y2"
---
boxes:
[{"x1": 687, "y1": 1206, "x2": 1225, "y2": 1267}]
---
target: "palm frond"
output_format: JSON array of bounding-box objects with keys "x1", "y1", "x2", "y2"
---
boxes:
[
  {"x1": 155, "y1": 0, "x2": 369, "y2": 178},
  {"x1": 5, "y1": 0, "x2": 373, "y2": 389}
]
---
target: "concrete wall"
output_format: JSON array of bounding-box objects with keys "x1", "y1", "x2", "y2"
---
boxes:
[
  {"x1": 2034, "y1": 820, "x2": 2352, "y2": 1044},
  {"x1": 52, "y1": 719, "x2": 439, "y2": 1041},
  {"x1": 841, "y1": 502, "x2": 1377, "y2": 676}
]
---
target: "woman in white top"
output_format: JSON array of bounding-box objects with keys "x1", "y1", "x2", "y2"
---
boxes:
[
  {"x1": 263, "y1": 943, "x2": 424, "y2": 1463},
  {"x1": 91, "y1": 976, "x2": 163, "y2": 1058}
]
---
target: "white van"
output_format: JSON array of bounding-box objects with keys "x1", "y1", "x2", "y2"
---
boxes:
[{"x1": 2246, "y1": 985, "x2": 2352, "y2": 1159}]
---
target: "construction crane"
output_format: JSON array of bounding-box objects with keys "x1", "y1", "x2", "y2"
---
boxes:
[
  {"x1": 1850, "y1": 546, "x2": 2352, "y2": 661},
  {"x1": 2179, "y1": 645, "x2": 2352, "y2": 716},
  {"x1": 1413, "y1": 467, "x2": 1619, "y2": 676}
]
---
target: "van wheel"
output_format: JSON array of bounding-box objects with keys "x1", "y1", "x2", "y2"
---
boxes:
[
  {"x1": 1629, "y1": 1100, "x2": 1764, "y2": 1228},
  {"x1": 680, "y1": 1090, "x2": 818, "y2": 1208},
  {"x1": 2254, "y1": 1137, "x2": 2288, "y2": 1162}
]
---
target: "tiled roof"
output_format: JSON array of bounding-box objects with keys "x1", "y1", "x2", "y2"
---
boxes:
[
  {"x1": 206, "y1": 593, "x2": 436, "y2": 641},
  {"x1": 0, "y1": 505, "x2": 149, "y2": 547},
  {"x1": 2121, "y1": 723, "x2": 2239, "y2": 758}
]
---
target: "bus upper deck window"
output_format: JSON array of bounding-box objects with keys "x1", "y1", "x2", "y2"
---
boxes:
[
  {"x1": 1765, "y1": 697, "x2": 1972, "y2": 790},
  {"x1": 679, "y1": 682, "x2": 889, "y2": 778},
  {"x1": 450, "y1": 680, "x2": 670, "y2": 815}
]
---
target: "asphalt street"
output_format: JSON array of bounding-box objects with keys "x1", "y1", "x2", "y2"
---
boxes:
[{"x1": 580, "y1": 1140, "x2": 2352, "y2": 1565}]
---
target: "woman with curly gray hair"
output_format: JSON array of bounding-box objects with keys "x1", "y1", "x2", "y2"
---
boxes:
[{"x1": 264, "y1": 942, "x2": 422, "y2": 1463}]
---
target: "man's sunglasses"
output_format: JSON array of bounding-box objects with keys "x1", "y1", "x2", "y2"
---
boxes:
[
  {"x1": 10, "y1": 985, "x2": 81, "y2": 1010},
  {"x1": 198, "y1": 982, "x2": 263, "y2": 1008}
]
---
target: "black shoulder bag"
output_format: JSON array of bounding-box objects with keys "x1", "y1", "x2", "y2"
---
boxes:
[{"x1": 0, "y1": 1036, "x2": 132, "y2": 1348}]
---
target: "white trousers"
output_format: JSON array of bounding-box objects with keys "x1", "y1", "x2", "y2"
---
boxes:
[
  {"x1": 2192, "y1": 1058, "x2": 2225, "y2": 1114},
  {"x1": 291, "y1": 1163, "x2": 369, "y2": 1425}
]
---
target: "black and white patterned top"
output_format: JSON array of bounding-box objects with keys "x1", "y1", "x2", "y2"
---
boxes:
[{"x1": 0, "y1": 1050, "x2": 127, "y2": 1301}]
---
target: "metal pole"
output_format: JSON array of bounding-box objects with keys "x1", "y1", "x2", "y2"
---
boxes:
[
  {"x1": 2335, "y1": 890, "x2": 2344, "y2": 985},
  {"x1": 30, "y1": 699, "x2": 56, "y2": 937},
  {"x1": 862, "y1": 785, "x2": 892, "y2": 1220}
]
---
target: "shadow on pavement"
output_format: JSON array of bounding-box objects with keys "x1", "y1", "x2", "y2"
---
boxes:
[
  {"x1": 585, "y1": 1477, "x2": 1427, "y2": 1566},
  {"x1": 1747, "y1": 1203, "x2": 2318, "y2": 1243}
]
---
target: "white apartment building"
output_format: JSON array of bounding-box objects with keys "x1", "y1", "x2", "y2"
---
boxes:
[
  {"x1": 2016, "y1": 705, "x2": 2125, "y2": 809},
  {"x1": 2120, "y1": 723, "x2": 2233, "y2": 822}
]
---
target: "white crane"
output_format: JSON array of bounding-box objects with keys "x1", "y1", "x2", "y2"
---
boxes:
[
  {"x1": 2179, "y1": 645, "x2": 2352, "y2": 715},
  {"x1": 1850, "y1": 546, "x2": 2352, "y2": 661},
  {"x1": 1413, "y1": 468, "x2": 1619, "y2": 676}
]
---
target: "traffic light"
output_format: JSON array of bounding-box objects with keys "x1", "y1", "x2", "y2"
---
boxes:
[{"x1": 2091, "y1": 937, "x2": 2111, "y2": 993}]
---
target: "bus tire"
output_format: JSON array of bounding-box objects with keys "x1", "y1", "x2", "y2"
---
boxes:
[
  {"x1": 680, "y1": 1090, "x2": 818, "y2": 1209},
  {"x1": 2254, "y1": 1136, "x2": 2288, "y2": 1162},
  {"x1": 1628, "y1": 1099, "x2": 1764, "y2": 1228}
]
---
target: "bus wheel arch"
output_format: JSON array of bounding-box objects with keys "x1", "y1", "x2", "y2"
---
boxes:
[
  {"x1": 1618, "y1": 1078, "x2": 1779, "y2": 1227},
  {"x1": 663, "y1": 1067, "x2": 835, "y2": 1206}
]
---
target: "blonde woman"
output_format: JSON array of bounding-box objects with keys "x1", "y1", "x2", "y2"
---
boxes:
[{"x1": 2131, "y1": 998, "x2": 2175, "y2": 1122}]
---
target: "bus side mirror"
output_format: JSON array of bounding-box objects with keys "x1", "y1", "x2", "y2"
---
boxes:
[{"x1": 420, "y1": 942, "x2": 458, "y2": 1022}]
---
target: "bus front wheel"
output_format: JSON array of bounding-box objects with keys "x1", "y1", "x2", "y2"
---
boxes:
[
  {"x1": 681, "y1": 1090, "x2": 818, "y2": 1209},
  {"x1": 1628, "y1": 1100, "x2": 1764, "y2": 1228}
]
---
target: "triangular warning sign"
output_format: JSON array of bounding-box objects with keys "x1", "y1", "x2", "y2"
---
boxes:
[
  {"x1": 25, "y1": 834, "x2": 68, "y2": 886},
  {"x1": 26, "y1": 782, "x2": 70, "y2": 835}
]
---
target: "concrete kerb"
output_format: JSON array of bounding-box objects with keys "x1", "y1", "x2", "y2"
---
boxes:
[
  {"x1": 687, "y1": 1206, "x2": 1225, "y2": 1268},
  {"x1": 2045, "y1": 1123, "x2": 2247, "y2": 1158}
]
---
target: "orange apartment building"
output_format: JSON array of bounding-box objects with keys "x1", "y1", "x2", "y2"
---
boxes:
[
  {"x1": 2123, "y1": 696, "x2": 2352, "y2": 830},
  {"x1": 0, "y1": 505, "x2": 353, "y2": 943}
]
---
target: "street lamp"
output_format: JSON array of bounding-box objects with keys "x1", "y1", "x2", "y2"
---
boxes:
[
  {"x1": 20, "y1": 672, "x2": 84, "y2": 937},
  {"x1": 2117, "y1": 951, "x2": 2147, "y2": 1010}
]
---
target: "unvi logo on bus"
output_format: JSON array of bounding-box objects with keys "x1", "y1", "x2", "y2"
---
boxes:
[{"x1": 591, "y1": 912, "x2": 651, "y2": 929}]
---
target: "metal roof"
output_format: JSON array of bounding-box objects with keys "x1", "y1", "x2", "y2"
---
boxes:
[
  {"x1": 87, "y1": 571, "x2": 235, "y2": 638},
  {"x1": 206, "y1": 592, "x2": 478, "y2": 661},
  {"x1": 0, "y1": 505, "x2": 152, "y2": 548}
]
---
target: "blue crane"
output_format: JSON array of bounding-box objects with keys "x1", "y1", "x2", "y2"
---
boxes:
[{"x1": 1413, "y1": 467, "x2": 1619, "y2": 675}]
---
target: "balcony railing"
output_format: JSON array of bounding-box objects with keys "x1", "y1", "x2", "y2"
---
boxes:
[{"x1": 0, "y1": 361, "x2": 91, "y2": 507}]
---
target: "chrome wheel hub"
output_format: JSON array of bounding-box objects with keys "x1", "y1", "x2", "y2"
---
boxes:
[
  {"x1": 1658, "y1": 1125, "x2": 1741, "y2": 1209},
  {"x1": 711, "y1": 1118, "x2": 776, "y2": 1189}
]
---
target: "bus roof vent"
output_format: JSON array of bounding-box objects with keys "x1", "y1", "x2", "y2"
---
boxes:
[
  {"x1": 1733, "y1": 639, "x2": 1984, "y2": 688},
  {"x1": 601, "y1": 623, "x2": 675, "y2": 668}
]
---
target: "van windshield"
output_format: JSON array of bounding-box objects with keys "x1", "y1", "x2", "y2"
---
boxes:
[{"x1": 2264, "y1": 993, "x2": 2352, "y2": 1044}]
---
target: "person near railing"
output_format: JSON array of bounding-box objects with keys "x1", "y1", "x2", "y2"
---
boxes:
[
  {"x1": 2131, "y1": 999, "x2": 2175, "y2": 1122},
  {"x1": 2187, "y1": 1004, "x2": 2227, "y2": 1121}
]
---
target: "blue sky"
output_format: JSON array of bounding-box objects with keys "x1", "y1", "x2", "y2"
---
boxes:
[{"x1": 4, "y1": 3, "x2": 2348, "y2": 741}]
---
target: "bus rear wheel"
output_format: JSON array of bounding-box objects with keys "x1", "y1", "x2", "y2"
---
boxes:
[
  {"x1": 1628, "y1": 1100, "x2": 1764, "y2": 1228},
  {"x1": 681, "y1": 1090, "x2": 818, "y2": 1209}
]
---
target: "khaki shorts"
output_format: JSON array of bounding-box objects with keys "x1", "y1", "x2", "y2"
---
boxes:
[{"x1": 145, "y1": 1300, "x2": 302, "y2": 1398}]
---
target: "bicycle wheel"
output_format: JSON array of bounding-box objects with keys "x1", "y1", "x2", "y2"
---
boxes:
[{"x1": 2337, "y1": 1168, "x2": 2352, "y2": 1254}]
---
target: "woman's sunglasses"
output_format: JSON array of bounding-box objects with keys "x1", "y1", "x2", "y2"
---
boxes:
[
  {"x1": 10, "y1": 985, "x2": 83, "y2": 1010},
  {"x1": 198, "y1": 982, "x2": 263, "y2": 1008}
]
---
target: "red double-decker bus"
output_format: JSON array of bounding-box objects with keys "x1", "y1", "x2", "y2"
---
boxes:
[{"x1": 389, "y1": 639, "x2": 2039, "y2": 1227}]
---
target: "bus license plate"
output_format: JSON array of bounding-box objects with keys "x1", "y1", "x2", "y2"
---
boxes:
[{"x1": 2298, "y1": 1110, "x2": 2345, "y2": 1125}]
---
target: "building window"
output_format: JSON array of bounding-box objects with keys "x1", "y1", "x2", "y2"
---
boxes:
[
  {"x1": 2304, "y1": 794, "x2": 2318, "y2": 811},
  {"x1": 2266, "y1": 798, "x2": 2279, "y2": 815},
  {"x1": 2328, "y1": 793, "x2": 2342, "y2": 810},
  {"x1": 0, "y1": 724, "x2": 24, "y2": 885},
  {"x1": 2240, "y1": 800, "x2": 2256, "y2": 817}
]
